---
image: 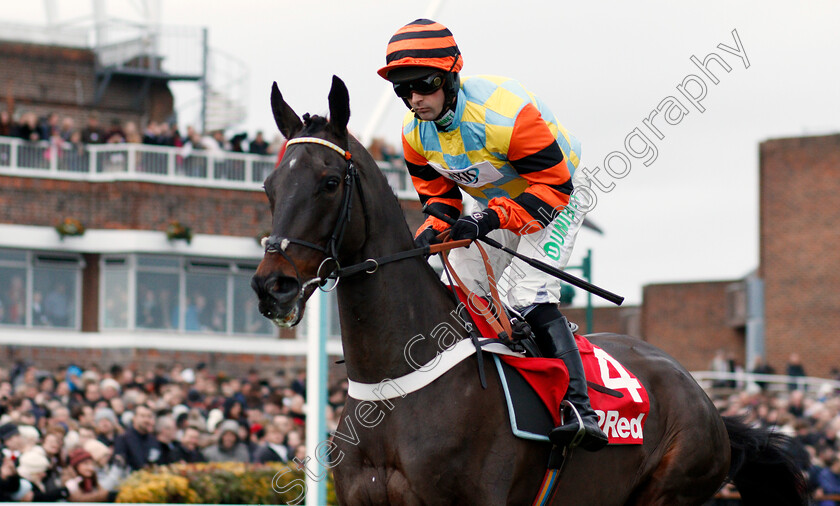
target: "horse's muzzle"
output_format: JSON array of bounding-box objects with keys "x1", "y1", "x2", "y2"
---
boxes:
[{"x1": 251, "y1": 273, "x2": 303, "y2": 327}]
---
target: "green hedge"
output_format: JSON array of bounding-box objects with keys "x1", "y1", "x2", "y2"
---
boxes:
[{"x1": 115, "y1": 462, "x2": 336, "y2": 504}]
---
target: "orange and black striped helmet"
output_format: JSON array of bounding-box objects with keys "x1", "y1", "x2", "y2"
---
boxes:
[{"x1": 377, "y1": 19, "x2": 463, "y2": 81}]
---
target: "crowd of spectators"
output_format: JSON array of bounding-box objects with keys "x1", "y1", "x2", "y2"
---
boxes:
[
  {"x1": 0, "y1": 362, "x2": 347, "y2": 502},
  {"x1": 707, "y1": 381, "x2": 840, "y2": 505},
  {"x1": 0, "y1": 109, "x2": 286, "y2": 158},
  {"x1": 3, "y1": 355, "x2": 840, "y2": 503}
]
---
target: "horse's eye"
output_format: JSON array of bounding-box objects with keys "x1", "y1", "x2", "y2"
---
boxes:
[{"x1": 324, "y1": 177, "x2": 341, "y2": 193}]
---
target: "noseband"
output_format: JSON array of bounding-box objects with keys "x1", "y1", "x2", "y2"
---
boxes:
[{"x1": 262, "y1": 135, "x2": 368, "y2": 293}]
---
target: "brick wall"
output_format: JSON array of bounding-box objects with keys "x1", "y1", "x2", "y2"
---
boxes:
[
  {"x1": 0, "y1": 40, "x2": 173, "y2": 127},
  {"x1": 563, "y1": 305, "x2": 641, "y2": 337},
  {"x1": 0, "y1": 176, "x2": 271, "y2": 236},
  {"x1": 760, "y1": 134, "x2": 840, "y2": 377},
  {"x1": 641, "y1": 281, "x2": 745, "y2": 372}
]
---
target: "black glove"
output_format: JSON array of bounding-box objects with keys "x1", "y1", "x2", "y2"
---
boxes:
[
  {"x1": 414, "y1": 227, "x2": 442, "y2": 249},
  {"x1": 449, "y1": 209, "x2": 501, "y2": 241}
]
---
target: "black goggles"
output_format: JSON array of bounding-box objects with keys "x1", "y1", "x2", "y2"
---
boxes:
[{"x1": 392, "y1": 72, "x2": 446, "y2": 99}]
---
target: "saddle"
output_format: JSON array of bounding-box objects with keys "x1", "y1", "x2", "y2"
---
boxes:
[
  {"x1": 448, "y1": 284, "x2": 650, "y2": 446},
  {"x1": 438, "y1": 242, "x2": 650, "y2": 448}
]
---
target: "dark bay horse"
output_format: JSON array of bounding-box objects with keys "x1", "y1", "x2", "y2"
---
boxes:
[{"x1": 252, "y1": 76, "x2": 806, "y2": 505}]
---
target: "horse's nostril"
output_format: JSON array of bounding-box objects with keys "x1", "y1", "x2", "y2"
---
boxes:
[{"x1": 262, "y1": 275, "x2": 300, "y2": 304}]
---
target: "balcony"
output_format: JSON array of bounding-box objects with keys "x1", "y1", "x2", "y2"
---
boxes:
[{"x1": 0, "y1": 136, "x2": 416, "y2": 199}]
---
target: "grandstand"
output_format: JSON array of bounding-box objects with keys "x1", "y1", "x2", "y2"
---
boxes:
[{"x1": 2, "y1": 7, "x2": 840, "y2": 505}]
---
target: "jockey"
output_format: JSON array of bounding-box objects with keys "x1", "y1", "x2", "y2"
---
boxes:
[{"x1": 378, "y1": 19, "x2": 608, "y2": 452}]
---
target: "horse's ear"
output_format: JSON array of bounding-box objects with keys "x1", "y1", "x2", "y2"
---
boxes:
[
  {"x1": 328, "y1": 75, "x2": 350, "y2": 137},
  {"x1": 270, "y1": 82, "x2": 302, "y2": 140}
]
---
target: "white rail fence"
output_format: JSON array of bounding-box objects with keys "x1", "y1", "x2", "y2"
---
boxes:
[{"x1": 692, "y1": 370, "x2": 840, "y2": 393}]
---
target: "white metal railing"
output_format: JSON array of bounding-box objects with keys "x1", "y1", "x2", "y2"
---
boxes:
[
  {"x1": 691, "y1": 370, "x2": 840, "y2": 393},
  {"x1": 0, "y1": 136, "x2": 417, "y2": 198},
  {"x1": 95, "y1": 22, "x2": 206, "y2": 78},
  {"x1": 0, "y1": 21, "x2": 90, "y2": 47}
]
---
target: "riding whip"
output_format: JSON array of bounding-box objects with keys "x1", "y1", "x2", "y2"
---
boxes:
[{"x1": 423, "y1": 205, "x2": 624, "y2": 306}]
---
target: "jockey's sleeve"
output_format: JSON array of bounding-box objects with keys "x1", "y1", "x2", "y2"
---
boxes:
[
  {"x1": 487, "y1": 102, "x2": 574, "y2": 235},
  {"x1": 402, "y1": 134, "x2": 463, "y2": 235}
]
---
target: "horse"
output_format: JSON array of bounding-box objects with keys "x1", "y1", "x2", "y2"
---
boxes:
[{"x1": 251, "y1": 76, "x2": 807, "y2": 505}]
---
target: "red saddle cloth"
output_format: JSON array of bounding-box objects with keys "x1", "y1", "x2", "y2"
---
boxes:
[{"x1": 454, "y1": 287, "x2": 650, "y2": 444}]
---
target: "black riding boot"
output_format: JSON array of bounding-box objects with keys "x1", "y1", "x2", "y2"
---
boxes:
[{"x1": 525, "y1": 304, "x2": 609, "y2": 452}]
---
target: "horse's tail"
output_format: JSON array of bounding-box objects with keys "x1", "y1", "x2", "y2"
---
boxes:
[{"x1": 723, "y1": 415, "x2": 808, "y2": 506}]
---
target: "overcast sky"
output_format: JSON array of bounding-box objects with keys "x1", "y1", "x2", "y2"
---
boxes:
[{"x1": 8, "y1": 1, "x2": 840, "y2": 307}]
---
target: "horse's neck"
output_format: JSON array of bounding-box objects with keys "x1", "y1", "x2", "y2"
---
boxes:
[
  {"x1": 334, "y1": 173, "x2": 464, "y2": 382},
  {"x1": 336, "y1": 256, "x2": 461, "y2": 383}
]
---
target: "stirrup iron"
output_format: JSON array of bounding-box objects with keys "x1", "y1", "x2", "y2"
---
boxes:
[{"x1": 561, "y1": 399, "x2": 586, "y2": 448}]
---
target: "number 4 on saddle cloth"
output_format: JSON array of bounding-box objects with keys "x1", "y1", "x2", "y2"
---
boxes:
[{"x1": 452, "y1": 286, "x2": 651, "y2": 446}]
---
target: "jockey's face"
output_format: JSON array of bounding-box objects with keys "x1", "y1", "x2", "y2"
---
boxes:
[{"x1": 408, "y1": 87, "x2": 445, "y2": 121}]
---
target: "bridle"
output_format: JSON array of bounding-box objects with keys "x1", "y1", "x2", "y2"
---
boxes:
[
  {"x1": 261, "y1": 135, "x2": 368, "y2": 294},
  {"x1": 261, "y1": 134, "x2": 472, "y2": 299}
]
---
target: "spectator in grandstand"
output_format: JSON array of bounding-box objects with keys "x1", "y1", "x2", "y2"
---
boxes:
[
  {"x1": 40, "y1": 426, "x2": 67, "y2": 492},
  {"x1": 0, "y1": 110, "x2": 14, "y2": 137},
  {"x1": 137, "y1": 287, "x2": 162, "y2": 329},
  {"x1": 787, "y1": 352, "x2": 808, "y2": 390},
  {"x1": 64, "y1": 447, "x2": 112, "y2": 502},
  {"x1": 222, "y1": 397, "x2": 247, "y2": 426},
  {"x1": 0, "y1": 423, "x2": 23, "y2": 458},
  {"x1": 202, "y1": 420, "x2": 250, "y2": 462},
  {"x1": 105, "y1": 118, "x2": 125, "y2": 143},
  {"x1": 83, "y1": 379, "x2": 102, "y2": 406},
  {"x1": 99, "y1": 378, "x2": 121, "y2": 402},
  {"x1": 17, "y1": 449, "x2": 70, "y2": 502},
  {"x1": 113, "y1": 404, "x2": 160, "y2": 471},
  {"x1": 182, "y1": 125, "x2": 204, "y2": 150},
  {"x1": 230, "y1": 132, "x2": 248, "y2": 153},
  {"x1": 207, "y1": 130, "x2": 229, "y2": 152},
  {"x1": 0, "y1": 450, "x2": 23, "y2": 501},
  {"x1": 208, "y1": 298, "x2": 227, "y2": 333},
  {"x1": 81, "y1": 113, "x2": 105, "y2": 144},
  {"x1": 57, "y1": 116, "x2": 75, "y2": 142},
  {"x1": 249, "y1": 131, "x2": 269, "y2": 155},
  {"x1": 17, "y1": 112, "x2": 42, "y2": 142},
  {"x1": 43, "y1": 281, "x2": 71, "y2": 327},
  {"x1": 155, "y1": 414, "x2": 188, "y2": 465},
  {"x1": 93, "y1": 407, "x2": 119, "y2": 447},
  {"x1": 184, "y1": 294, "x2": 208, "y2": 331},
  {"x1": 61, "y1": 130, "x2": 88, "y2": 172},
  {"x1": 252, "y1": 421, "x2": 290, "y2": 463},
  {"x1": 123, "y1": 121, "x2": 142, "y2": 144},
  {"x1": 177, "y1": 426, "x2": 206, "y2": 463},
  {"x1": 789, "y1": 389, "x2": 808, "y2": 419},
  {"x1": 710, "y1": 348, "x2": 732, "y2": 388},
  {"x1": 142, "y1": 121, "x2": 162, "y2": 145},
  {"x1": 292, "y1": 443, "x2": 306, "y2": 469},
  {"x1": 750, "y1": 355, "x2": 776, "y2": 391},
  {"x1": 817, "y1": 453, "x2": 840, "y2": 506},
  {"x1": 30, "y1": 291, "x2": 50, "y2": 326},
  {"x1": 37, "y1": 113, "x2": 60, "y2": 141}
]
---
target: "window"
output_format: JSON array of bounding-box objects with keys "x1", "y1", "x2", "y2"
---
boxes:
[
  {"x1": 0, "y1": 253, "x2": 26, "y2": 326},
  {"x1": 185, "y1": 271, "x2": 227, "y2": 333},
  {"x1": 102, "y1": 264, "x2": 129, "y2": 329},
  {"x1": 101, "y1": 255, "x2": 274, "y2": 337},
  {"x1": 233, "y1": 263, "x2": 272, "y2": 335},
  {"x1": 0, "y1": 249, "x2": 82, "y2": 329}
]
